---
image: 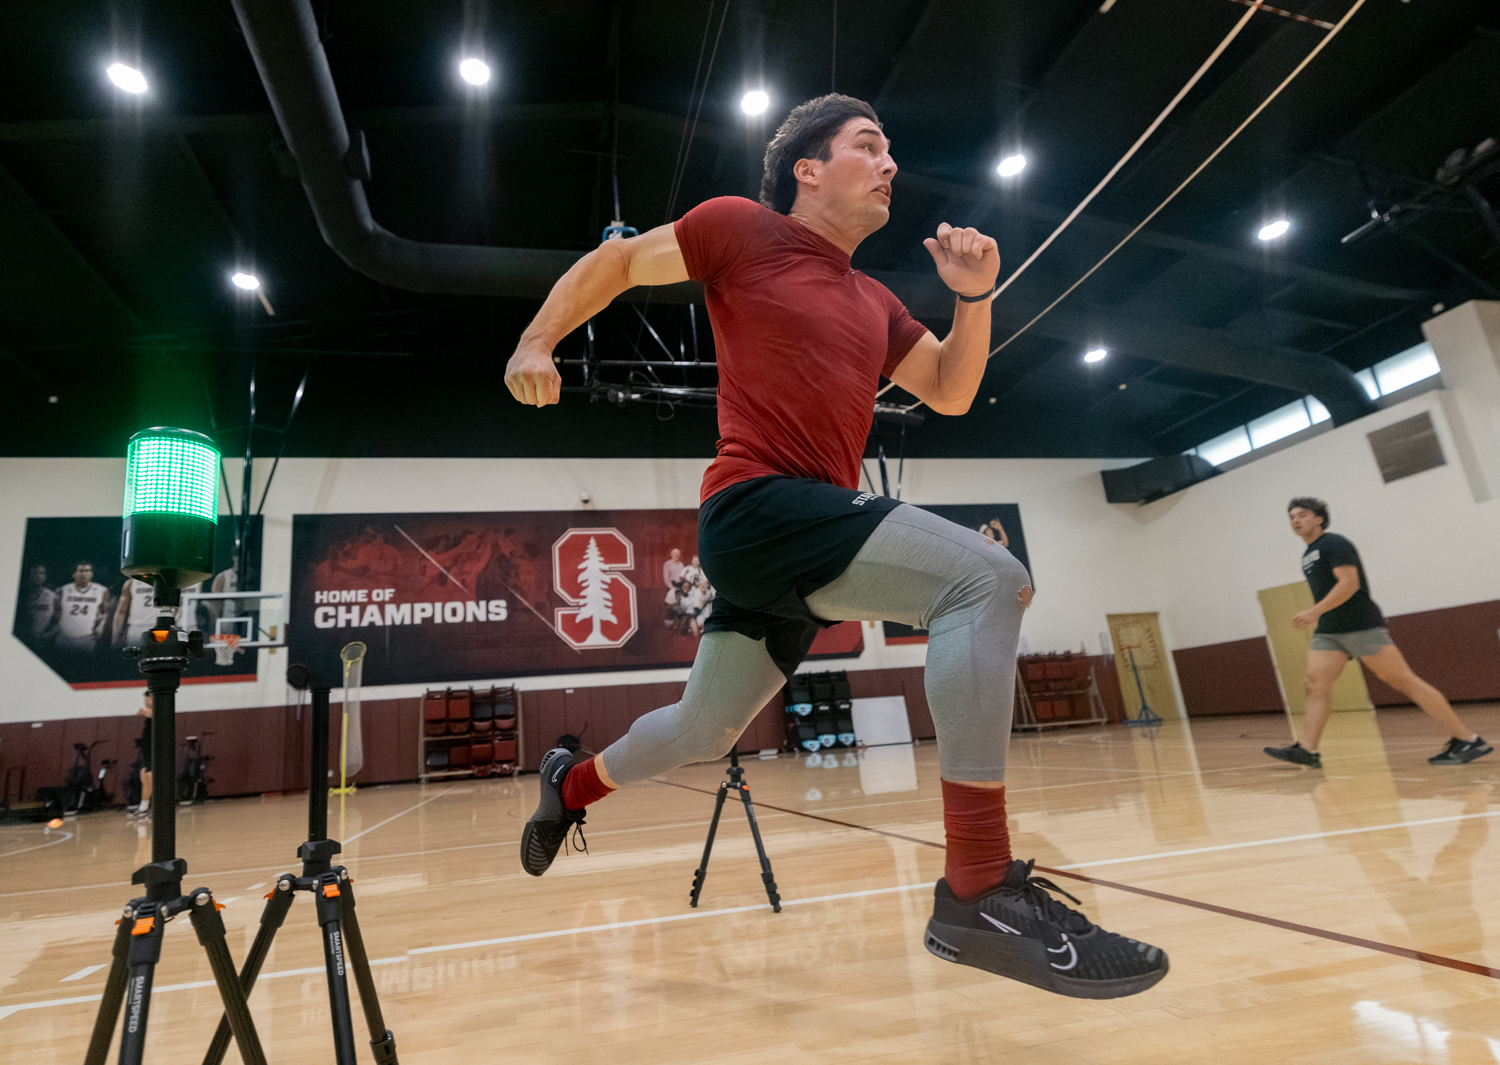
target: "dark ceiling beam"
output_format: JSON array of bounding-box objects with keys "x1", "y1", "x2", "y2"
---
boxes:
[
  {"x1": 0, "y1": 161, "x2": 143, "y2": 333},
  {"x1": 895, "y1": 170, "x2": 1434, "y2": 302},
  {"x1": 866, "y1": 268, "x2": 1378, "y2": 424}
]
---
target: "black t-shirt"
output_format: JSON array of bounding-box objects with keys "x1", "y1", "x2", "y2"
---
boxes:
[{"x1": 1300, "y1": 532, "x2": 1385, "y2": 633}]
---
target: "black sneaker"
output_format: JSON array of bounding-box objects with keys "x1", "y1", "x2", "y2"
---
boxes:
[
  {"x1": 1428, "y1": 736, "x2": 1494, "y2": 765},
  {"x1": 520, "y1": 747, "x2": 587, "y2": 876},
  {"x1": 924, "y1": 860, "x2": 1168, "y2": 999},
  {"x1": 1264, "y1": 741, "x2": 1321, "y2": 768}
]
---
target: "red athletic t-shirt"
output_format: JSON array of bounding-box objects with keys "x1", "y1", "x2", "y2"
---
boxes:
[{"x1": 674, "y1": 197, "x2": 929, "y2": 503}]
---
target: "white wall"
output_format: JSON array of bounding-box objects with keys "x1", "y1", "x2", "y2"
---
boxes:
[{"x1": 4, "y1": 388, "x2": 1496, "y2": 724}]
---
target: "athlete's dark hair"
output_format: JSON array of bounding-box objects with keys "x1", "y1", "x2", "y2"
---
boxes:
[
  {"x1": 760, "y1": 94, "x2": 882, "y2": 214},
  {"x1": 1287, "y1": 497, "x2": 1329, "y2": 530},
  {"x1": 74, "y1": 560, "x2": 93, "y2": 570}
]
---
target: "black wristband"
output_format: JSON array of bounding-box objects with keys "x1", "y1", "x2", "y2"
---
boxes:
[{"x1": 955, "y1": 287, "x2": 995, "y2": 303}]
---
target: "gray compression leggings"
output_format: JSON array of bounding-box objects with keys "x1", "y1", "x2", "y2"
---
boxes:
[{"x1": 599, "y1": 503, "x2": 1031, "y2": 785}]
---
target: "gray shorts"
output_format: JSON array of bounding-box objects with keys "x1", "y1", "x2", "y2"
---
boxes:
[{"x1": 1310, "y1": 626, "x2": 1392, "y2": 659}]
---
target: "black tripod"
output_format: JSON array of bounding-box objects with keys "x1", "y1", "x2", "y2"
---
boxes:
[
  {"x1": 84, "y1": 597, "x2": 268, "y2": 1065},
  {"x1": 688, "y1": 748, "x2": 782, "y2": 912},
  {"x1": 203, "y1": 676, "x2": 397, "y2": 1065}
]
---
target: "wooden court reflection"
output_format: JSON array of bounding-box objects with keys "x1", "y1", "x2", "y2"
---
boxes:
[{"x1": 2, "y1": 706, "x2": 1497, "y2": 1064}]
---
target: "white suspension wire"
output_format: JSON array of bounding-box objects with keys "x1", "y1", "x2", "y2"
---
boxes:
[
  {"x1": 989, "y1": 0, "x2": 1367, "y2": 358},
  {"x1": 990, "y1": 1, "x2": 1265, "y2": 302}
]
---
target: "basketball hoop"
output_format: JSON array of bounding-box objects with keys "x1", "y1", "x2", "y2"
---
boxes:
[{"x1": 210, "y1": 633, "x2": 242, "y2": 667}]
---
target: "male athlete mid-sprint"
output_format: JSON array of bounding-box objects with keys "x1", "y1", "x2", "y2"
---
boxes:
[{"x1": 504, "y1": 94, "x2": 1168, "y2": 999}]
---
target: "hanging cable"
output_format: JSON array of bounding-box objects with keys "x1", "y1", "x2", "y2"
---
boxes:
[
  {"x1": 990, "y1": 1, "x2": 1265, "y2": 303},
  {"x1": 988, "y1": 0, "x2": 1367, "y2": 358},
  {"x1": 664, "y1": 0, "x2": 733, "y2": 223}
]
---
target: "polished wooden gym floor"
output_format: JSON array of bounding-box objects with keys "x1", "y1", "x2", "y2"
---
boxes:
[{"x1": 4, "y1": 706, "x2": 1498, "y2": 1064}]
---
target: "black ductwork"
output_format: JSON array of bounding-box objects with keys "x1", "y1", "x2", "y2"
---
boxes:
[{"x1": 231, "y1": 0, "x2": 702, "y2": 301}]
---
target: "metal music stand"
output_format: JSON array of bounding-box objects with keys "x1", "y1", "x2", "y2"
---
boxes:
[
  {"x1": 688, "y1": 748, "x2": 782, "y2": 913},
  {"x1": 202, "y1": 665, "x2": 398, "y2": 1065}
]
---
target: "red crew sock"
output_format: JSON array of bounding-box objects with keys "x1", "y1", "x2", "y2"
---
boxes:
[
  {"x1": 561, "y1": 755, "x2": 614, "y2": 810},
  {"x1": 941, "y1": 779, "x2": 1013, "y2": 901}
]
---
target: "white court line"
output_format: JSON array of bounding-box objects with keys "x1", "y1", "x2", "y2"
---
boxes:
[
  {"x1": 7, "y1": 808, "x2": 1499, "y2": 1021},
  {"x1": 246, "y1": 882, "x2": 266, "y2": 891},
  {"x1": 1, "y1": 881, "x2": 947, "y2": 1021},
  {"x1": 344, "y1": 787, "x2": 458, "y2": 843},
  {"x1": 0, "y1": 831, "x2": 74, "y2": 858},
  {"x1": 58, "y1": 965, "x2": 105, "y2": 983},
  {"x1": 1055, "y1": 809, "x2": 1500, "y2": 871}
]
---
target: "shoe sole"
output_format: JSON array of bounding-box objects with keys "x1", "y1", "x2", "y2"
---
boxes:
[
  {"x1": 923, "y1": 919, "x2": 1168, "y2": 999},
  {"x1": 520, "y1": 819, "x2": 560, "y2": 877}
]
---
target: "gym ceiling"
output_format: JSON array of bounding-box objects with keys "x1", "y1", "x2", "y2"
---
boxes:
[{"x1": 1, "y1": 0, "x2": 1497, "y2": 462}]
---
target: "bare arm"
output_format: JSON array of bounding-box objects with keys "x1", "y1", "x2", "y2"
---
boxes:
[
  {"x1": 112, "y1": 581, "x2": 132, "y2": 645},
  {"x1": 1292, "y1": 565, "x2": 1361, "y2": 630},
  {"x1": 504, "y1": 224, "x2": 689, "y2": 407},
  {"x1": 888, "y1": 223, "x2": 999, "y2": 416}
]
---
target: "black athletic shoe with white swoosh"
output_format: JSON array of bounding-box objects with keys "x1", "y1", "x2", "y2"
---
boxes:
[
  {"x1": 520, "y1": 747, "x2": 587, "y2": 877},
  {"x1": 924, "y1": 860, "x2": 1169, "y2": 999},
  {"x1": 1427, "y1": 736, "x2": 1493, "y2": 765}
]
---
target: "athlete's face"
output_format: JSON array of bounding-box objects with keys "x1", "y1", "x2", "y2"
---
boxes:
[
  {"x1": 800, "y1": 118, "x2": 896, "y2": 227},
  {"x1": 1287, "y1": 508, "x2": 1323, "y2": 539},
  {"x1": 73, "y1": 564, "x2": 93, "y2": 587},
  {"x1": 29, "y1": 564, "x2": 47, "y2": 587}
]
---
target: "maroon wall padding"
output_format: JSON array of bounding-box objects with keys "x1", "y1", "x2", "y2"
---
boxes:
[
  {"x1": 1362, "y1": 599, "x2": 1500, "y2": 706},
  {"x1": 1171, "y1": 637, "x2": 1285, "y2": 717}
]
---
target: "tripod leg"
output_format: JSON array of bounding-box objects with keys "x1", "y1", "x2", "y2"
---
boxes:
[
  {"x1": 187, "y1": 890, "x2": 268, "y2": 1065},
  {"x1": 202, "y1": 876, "x2": 296, "y2": 1065},
  {"x1": 314, "y1": 876, "x2": 360, "y2": 1065},
  {"x1": 737, "y1": 785, "x2": 782, "y2": 913},
  {"x1": 83, "y1": 905, "x2": 136, "y2": 1065},
  {"x1": 116, "y1": 905, "x2": 166, "y2": 1065},
  {"x1": 339, "y1": 880, "x2": 399, "y2": 1065},
  {"x1": 689, "y1": 784, "x2": 731, "y2": 908}
]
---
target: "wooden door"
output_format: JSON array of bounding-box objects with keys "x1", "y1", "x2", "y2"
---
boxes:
[{"x1": 1256, "y1": 581, "x2": 1372, "y2": 715}]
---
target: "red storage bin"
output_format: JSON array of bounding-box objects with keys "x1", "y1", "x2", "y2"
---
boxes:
[
  {"x1": 470, "y1": 742, "x2": 494, "y2": 766},
  {"x1": 447, "y1": 688, "x2": 471, "y2": 734},
  {"x1": 492, "y1": 738, "x2": 517, "y2": 763},
  {"x1": 423, "y1": 692, "x2": 448, "y2": 736},
  {"x1": 449, "y1": 744, "x2": 471, "y2": 768}
]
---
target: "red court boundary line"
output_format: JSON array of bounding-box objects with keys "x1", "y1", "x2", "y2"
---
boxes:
[
  {"x1": 654, "y1": 778, "x2": 1500, "y2": 982},
  {"x1": 70, "y1": 674, "x2": 256, "y2": 689}
]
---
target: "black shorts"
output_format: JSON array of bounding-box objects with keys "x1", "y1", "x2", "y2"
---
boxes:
[{"x1": 697, "y1": 476, "x2": 900, "y2": 676}]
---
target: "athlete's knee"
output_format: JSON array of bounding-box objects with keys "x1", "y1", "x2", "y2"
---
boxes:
[{"x1": 936, "y1": 547, "x2": 1031, "y2": 621}]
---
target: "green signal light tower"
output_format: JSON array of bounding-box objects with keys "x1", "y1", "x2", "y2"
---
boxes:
[{"x1": 83, "y1": 427, "x2": 270, "y2": 1065}]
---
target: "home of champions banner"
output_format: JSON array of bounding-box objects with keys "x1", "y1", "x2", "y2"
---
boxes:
[{"x1": 289, "y1": 510, "x2": 864, "y2": 687}]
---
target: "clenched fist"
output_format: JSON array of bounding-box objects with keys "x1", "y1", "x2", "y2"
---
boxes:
[
  {"x1": 505, "y1": 341, "x2": 562, "y2": 407},
  {"x1": 923, "y1": 223, "x2": 999, "y2": 300}
]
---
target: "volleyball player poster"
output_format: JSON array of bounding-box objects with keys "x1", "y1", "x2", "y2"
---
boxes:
[
  {"x1": 882, "y1": 503, "x2": 1029, "y2": 645},
  {"x1": 11, "y1": 516, "x2": 263, "y2": 688},
  {"x1": 288, "y1": 509, "x2": 865, "y2": 686}
]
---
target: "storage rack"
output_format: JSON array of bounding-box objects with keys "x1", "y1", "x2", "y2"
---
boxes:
[
  {"x1": 418, "y1": 685, "x2": 523, "y2": 781},
  {"x1": 1013, "y1": 653, "x2": 1108, "y2": 731}
]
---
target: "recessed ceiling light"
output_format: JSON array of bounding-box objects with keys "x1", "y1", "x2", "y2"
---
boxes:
[
  {"x1": 459, "y1": 58, "x2": 491, "y2": 86},
  {"x1": 1258, "y1": 219, "x2": 1290, "y2": 241},
  {"x1": 107, "y1": 63, "x2": 148, "y2": 94},
  {"x1": 230, "y1": 272, "x2": 261, "y2": 291},
  {"x1": 1084, "y1": 348, "x2": 1108, "y2": 363},
  {"x1": 996, "y1": 153, "x2": 1026, "y2": 178},
  {"x1": 741, "y1": 90, "x2": 769, "y2": 116}
]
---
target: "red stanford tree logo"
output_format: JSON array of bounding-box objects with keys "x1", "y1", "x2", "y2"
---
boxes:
[{"x1": 552, "y1": 528, "x2": 638, "y2": 649}]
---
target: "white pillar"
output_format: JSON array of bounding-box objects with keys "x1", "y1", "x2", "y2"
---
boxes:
[{"x1": 1422, "y1": 300, "x2": 1500, "y2": 503}]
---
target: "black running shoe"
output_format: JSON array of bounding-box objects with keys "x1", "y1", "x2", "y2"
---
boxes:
[
  {"x1": 1428, "y1": 736, "x2": 1494, "y2": 765},
  {"x1": 520, "y1": 747, "x2": 587, "y2": 877},
  {"x1": 1264, "y1": 741, "x2": 1321, "y2": 768},
  {"x1": 924, "y1": 860, "x2": 1168, "y2": 999}
]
